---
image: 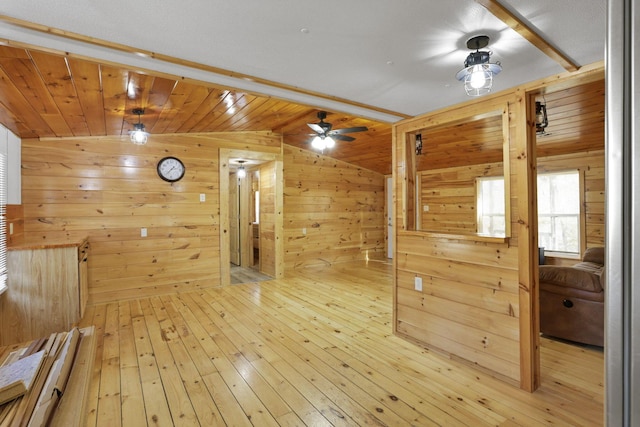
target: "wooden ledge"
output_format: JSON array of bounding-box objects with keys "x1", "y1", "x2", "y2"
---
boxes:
[{"x1": 399, "y1": 230, "x2": 510, "y2": 244}]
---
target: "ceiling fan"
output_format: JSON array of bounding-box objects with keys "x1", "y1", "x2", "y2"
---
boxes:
[{"x1": 307, "y1": 111, "x2": 368, "y2": 150}]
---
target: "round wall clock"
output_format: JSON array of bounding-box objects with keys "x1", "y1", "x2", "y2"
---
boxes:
[{"x1": 157, "y1": 156, "x2": 185, "y2": 182}]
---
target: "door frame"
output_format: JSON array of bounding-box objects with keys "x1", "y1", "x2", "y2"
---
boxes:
[{"x1": 219, "y1": 148, "x2": 283, "y2": 286}]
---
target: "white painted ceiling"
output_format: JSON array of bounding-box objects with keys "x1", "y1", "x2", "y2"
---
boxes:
[{"x1": 0, "y1": 0, "x2": 605, "y2": 123}]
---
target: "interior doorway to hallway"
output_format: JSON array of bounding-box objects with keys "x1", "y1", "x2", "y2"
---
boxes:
[{"x1": 219, "y1": 148, "x2": 284, "y2": 287}]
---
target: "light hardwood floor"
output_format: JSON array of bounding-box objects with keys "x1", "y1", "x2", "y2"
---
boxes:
[
  {"x1": 79, "y1": 260, "x2": 604, "y2": 426},
  {"x1": 230, "y1": 264, "x2": 273, "y2": 285}
]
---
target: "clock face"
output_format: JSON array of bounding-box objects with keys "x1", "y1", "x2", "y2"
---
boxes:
[{"x1": 157, "y1": 157, "x2": 185, "y2": 182}]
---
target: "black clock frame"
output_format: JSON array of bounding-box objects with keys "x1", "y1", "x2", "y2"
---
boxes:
[{"x1": 157, "y1": 156, "x2": 186, "y2": 182}]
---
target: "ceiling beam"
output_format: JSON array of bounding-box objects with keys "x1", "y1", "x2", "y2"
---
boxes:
[{"x1": 475, "y1": 0, "x2": 580, "y2": 72}]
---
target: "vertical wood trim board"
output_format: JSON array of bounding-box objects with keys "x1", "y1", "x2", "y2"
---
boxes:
[{"x1": 259, "y1": 160, "x2": 277, "y2": 277}]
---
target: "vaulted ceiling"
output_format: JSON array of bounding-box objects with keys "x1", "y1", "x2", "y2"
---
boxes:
[{"x1": 0, "y1": 1, "x2": 606, "y2": 175}]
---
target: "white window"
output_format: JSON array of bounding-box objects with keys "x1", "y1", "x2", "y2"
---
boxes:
[
  {"x1": 476, "y1": 171, "x2": 581, "y2": 253},
  {"x1": 477, "y1": 176, "x2": 505, "y2": 236},
  {"x1": 537, "y1": 171, "x2": 580, "y2": 253}
]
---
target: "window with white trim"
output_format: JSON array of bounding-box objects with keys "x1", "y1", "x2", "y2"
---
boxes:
[
  {"x1": 537, "y1": 170, "x2": 580, "y2": 253},
  {"x1": 476, "y1": 170, "x2": 581, "y2": 253}
]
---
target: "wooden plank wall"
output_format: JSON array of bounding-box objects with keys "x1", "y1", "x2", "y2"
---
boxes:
[
  {"x1": 5, "y1": 204, "x2": 23, "y2": 245},
  {"x1": 418, "y1": 150, "x2": 604, "y2": 245},
  {"x1": 419, "y1": 162, "x2": 503, "y2": 233},
  {"x1": 393, "y1": 68, "x2": 604, "y2": 389},
  {"x1": 283, "y1": 145, "x2": 385, "y2": 270},
  {"x1": 394, "y1": 94, "x2": 522, "y2": 385},
  {"x1": 536, "y1": 78, "x2": 606, "y2": 250},
  {"x1": 18, "y1": 132, "x2": 280, "y2": 304}
]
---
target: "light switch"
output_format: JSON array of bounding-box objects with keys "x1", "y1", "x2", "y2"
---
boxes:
[
  {"x1": 200, "y1": 193, "x2": 206, "y2": 202},
  {"x1": 414, "y1": 276, "x2": 422, "y2": 291},
  {"x1": 9, "y1": 223, "x2": 13, "y2": 235},
  {"x1": 141, "y1": 227, "x2": 147, "y2": 237},
  {"x1": 302, "y1": 228, "x2": 307, "y2": 235},
  {"x1": 423, "y1": 205, "x2": 430, "y2": 212}
]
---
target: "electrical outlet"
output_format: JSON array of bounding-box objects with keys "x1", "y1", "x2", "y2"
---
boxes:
[
  {"x1": 9, "y1": 223, "x2": 13, "y2": 235},
  {"x1": 200, "y1": 193, "x2": 206, "y2": 202},
  {"x1": 302, "y1": 228, "x2": 307, "y2": 235},
  {"x1": 141, "y1": 227, "x2": 147, "y2": 237},
  {"x1": 414, "y1": 276, "x2": 422, "y2": 291},
  {"x1": 423, "y1": 205, "x2": 429, "y2": 212}
]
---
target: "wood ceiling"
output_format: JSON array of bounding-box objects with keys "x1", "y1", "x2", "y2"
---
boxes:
[
  {"x1": 0, "y1": 42, "x2": 604, "y2": 177},
  {"x1": 0, "y1": 46, "x2": 394, "y2": 174}
]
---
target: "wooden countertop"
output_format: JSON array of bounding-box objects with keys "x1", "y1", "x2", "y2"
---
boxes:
[{"x1": 7, "y1": 236, "x2": 88, "y2": 251}]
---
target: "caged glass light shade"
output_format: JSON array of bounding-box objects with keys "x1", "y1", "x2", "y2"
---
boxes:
[
  {"x1": 129, "y1": 108, "x2": 149, "y2": 145},
  {"x1": 236, "y1": 160, "x2": 247, "y2": 178},
  {"x1": 455, "y1": 35, "x2": 502, "y2": 97}
]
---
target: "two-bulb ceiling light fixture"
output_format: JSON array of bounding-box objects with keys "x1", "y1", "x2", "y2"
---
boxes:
[
  {"x1": 130, "y1": 108, "x2": 150, "y2": 145},
  {"x1": 455, "y1": 35, "x2": 502, "y2": 97}
]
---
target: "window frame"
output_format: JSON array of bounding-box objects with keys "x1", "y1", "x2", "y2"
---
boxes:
[
  {"x1": 536, "y1": 169, "x2": 584, "y2": 256},
  {"x1": 476, "y1": 175, "x2": 507, "y2": 237},
  {"x1": 399, "y1": 100, "x2": 512, "y2": 242}
]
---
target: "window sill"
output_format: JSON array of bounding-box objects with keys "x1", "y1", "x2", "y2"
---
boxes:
[
  {"x1": 399, "y1": 230, "x2": 509, "y2": 244},
  {"x1": 544, "y1": 251, "x2": 580, "y2": 260},
  {"x1": 0, "y1": 284, "x2": 7, "y2": 297}
]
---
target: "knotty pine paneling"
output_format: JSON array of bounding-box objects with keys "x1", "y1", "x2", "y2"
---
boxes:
[
  {"x1": 283, "y1": 145, "x2": 385, "y2": 269},
  {"x1": 393, "y1": 70, "x2": 604, "y2": 389},
  {"x1": 5, "y1": 204, "x2": 23, "y2": 245},
  {"x1": 19, "y1": 132, "x2": 280, "y2": 304},
  {"x1": 394, "y1": 92, "x2": 524, "y2": 385},
  {"x1": 0, "y1": 45, "x2": 393, "y2": 175},
  {"x1": 419, "y1": 162, "x2": 503, "y2": 234},
  {"x1": 395, "y1": 232, "x2": 520, "y2": 383},
  {"x1": 418, "y1": 150, "x2": 605, "y2": 250}
]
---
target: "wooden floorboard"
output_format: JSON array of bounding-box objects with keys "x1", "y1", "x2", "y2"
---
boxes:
[
  {"x1": 79, "y1": 260, "x2": 604, "y2": 426},
  {"x1": 231, "y1": 264, "x2": 273, "y2": 285}
]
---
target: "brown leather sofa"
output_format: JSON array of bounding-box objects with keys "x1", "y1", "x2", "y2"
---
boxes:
[{"x1": 539, "y1": 247, "x2": 605, "y2": 346}]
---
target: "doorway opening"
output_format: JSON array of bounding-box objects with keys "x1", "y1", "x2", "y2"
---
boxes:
[
  {"x1": 220, "y1": 149, "x2": 283, "y2": 287},
  {"x1": 228, "y1": 165, "x2": 272, "y2": 284}
]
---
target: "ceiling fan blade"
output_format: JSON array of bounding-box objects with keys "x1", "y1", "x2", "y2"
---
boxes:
[
  {"x1": 307, "y1": 123, "x2": 324, "y2": 134},
  {"x1": 332, "y1": 134, "x2": 355, "y2": 142},
  {"x1": 330, "y1": 126, "x2": 368, "y2": 134}
]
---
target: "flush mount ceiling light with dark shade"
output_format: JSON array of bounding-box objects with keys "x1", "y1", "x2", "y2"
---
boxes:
[
  {"x1": 455, "y1": 35, "x2": 502, "y2": 97},
  {"x1": 535, "y1": 101, "x2": 549, "y2": 135},
  {"x1": 129, "y1": 108, "x2": 150, "y2": 145},
  {"x1": 307, "y1": 111, "x2": 368, "y2": 151}
]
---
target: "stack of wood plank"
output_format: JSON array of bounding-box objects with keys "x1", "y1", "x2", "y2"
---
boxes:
[{"x1": 0, "y1": 326, "x2": 95, "y2": 426}]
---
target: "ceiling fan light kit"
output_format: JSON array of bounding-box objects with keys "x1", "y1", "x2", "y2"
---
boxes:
[
  {"x1": 311, "y1": 135, "x2": 335, "y2": 151},
  {"x1": 129, "y1": 108, "x2": 150, "y2": 145},
  {"x1": 307, "y1": 111, "x2": 368, "y2": 151},
  {"x1": 456, "y1": 35, "x2": 502, "y2": 97}
]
